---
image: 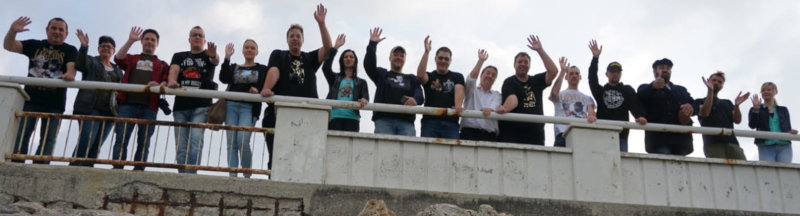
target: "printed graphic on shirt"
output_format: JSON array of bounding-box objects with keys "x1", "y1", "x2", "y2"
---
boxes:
[
  {"x1": 603, "y1": 89, "x2": 624, "y2": 109},
  {"x1": 339, "y1": 83, "x2": 353, "y2": 98},
  {"x1": 430, "y1": 79, "x2": 455, "y2": 93},
  {"x1": 28, "y1": 48, "x2": 67, "y2": 78},
  {"x1": 234, "y1": 69, "x2": 258, "y2": 84},
  {"x1": 388, "y1": 74, "x2": 408, "y2": 89},
  {"x1": 522, "y1": 85, "x2": 536, "y2": 108},
  {"x1": 557, "y1": 94, "x2": 589, "y2": 118},
  {"x1": 135, "y1": 59, "x2": 154, "y2": 72},
  {"x1": 179, "y1": 58, "x2": 208, "y2": 88},
  {"x1": 289, "y1": 58, "x2": 305, "y2": 84}
]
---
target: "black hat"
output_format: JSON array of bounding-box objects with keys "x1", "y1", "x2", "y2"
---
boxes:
[
  {"x1": 390, "y1": 46, "x2": 405, "y2": 54},
  {"x1": 652, "y1": 58, "x2": 673, "y2": 69},
  {"x1": 607, "y1": 61, "x2": 622, "y2": 71}
]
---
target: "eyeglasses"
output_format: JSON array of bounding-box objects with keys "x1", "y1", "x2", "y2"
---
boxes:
[
  {"x1": 190, "y1": 33, "x2": 204, "y2": 38},
  {"x1": 436, "y1": 56, "x2": 450, "y2": 61}
]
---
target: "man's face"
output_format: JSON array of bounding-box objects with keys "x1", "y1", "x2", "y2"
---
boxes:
[
  {"x1": 141, "y1": 32, "x2": 159, "y2": 54},
  {"x1": 242, "y1": 40, "x2": 258, "y2": 60},
  {"x1": 434, "y1": 50, "x2": 451, "y2": 72},
  {"x1": 606, "y1": 69, "x2": 621, "y2": 84},
  {"x1": 480, "y1": 67, "x2": 498, "y2": 88},
  {"x1": 514, "y1": 55, "x2": 530, "y2": 75},
  {"x1": 188, "y1": 28, "x2": 205, "y2": 49},
  {"x1": 97, "y1": 42, "x2": 115, "y2": 59},
  {"x1": 566, "y1": 67, "x2": 581, "y2": 85},
  {"x1": 390, "y1": 51, "x2": 405, "y2": 70},
  {"x1": 653, "y1": 65, "x2": 672, "y2": 82},
  {"x1": 708, "y1": 75, "x2": 725, "y2": 93},
  {"x1": 45, "y1": 20, "x2": 67, "y2": 45},
  {"x1": 286, "y1": 28, "x2": 304, "y2": 52}
]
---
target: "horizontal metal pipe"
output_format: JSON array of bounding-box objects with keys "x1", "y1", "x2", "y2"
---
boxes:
[
  {"x1": 2, "y1": 75, "x2": 798, "y2": 141},
  {"x1": 5, "y1": 154, "x2": 271, "y2": 175}
]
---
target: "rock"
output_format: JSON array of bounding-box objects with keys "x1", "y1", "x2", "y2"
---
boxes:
[
  {"x1": 417, "y1": 203, "x2": 512, "y2": 216},
  {"x1": 0, "y1": 201, "x2": 133, "y2": 216},
  {"x1": 357, "y1": 199, "x2": 395, "y2": 216}
]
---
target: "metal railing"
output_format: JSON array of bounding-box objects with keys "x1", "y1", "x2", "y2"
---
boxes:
[{"x1": 1, "y1": 75, "x2": 798, "y2": 176}]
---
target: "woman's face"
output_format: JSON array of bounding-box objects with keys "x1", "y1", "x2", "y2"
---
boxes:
[
  {"x1": 342, "y1": 51, "x2": 356, "y2": 68},
  {"x1": 761, "y1": 85, "x2": 777, "y2": 100},
  {"x1": 242, "y1": 40, "x2": 258, "y2": 60}
]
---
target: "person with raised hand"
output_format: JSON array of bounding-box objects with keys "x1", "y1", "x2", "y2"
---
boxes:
[
  {"x1": 260, "y1": 4, "x2": 333, "y2": 170},
  {"x1": 416, "y1": 36, "x2": 465, "y2": 139},
  {"x1": 219, "y1": 40, "x2": 268, "y2": 177},
  {"x1": 692, "y1": 71, "x2": 749, "y2": 160},
  {"x1": 69, "y1": 29, "x2": 123, "y2": 167},
  {"x1": 5, "y1": 16, "x2": 78, "y2": 164},
  {"x1": 364, "y1": 27, "x2": 424, "y2": 136},
  {"x1": 323, "y1": 34, "x2": 369, "y2": 132},
  {"x1": 460, "y1": 49, "x2": 502, "y2": 142},
  {"x1": 586, "y1": 40, "x2": 646, "y2": 152},
  {"x1": 549, "y1": 57, "x2": 597, "y2": 147},
  {"x1": 112, "y1": 26, "x2": 169, "y2": 170},
  {"x1": 749, "y1": 82, "x2": 797, "y2": 163},
  {"x1": 497, "y1": 35, "x2": 558, "y2": 145}
]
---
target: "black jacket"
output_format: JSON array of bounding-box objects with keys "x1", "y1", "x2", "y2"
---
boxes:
[
  {"x1": 73, "y1": 45, "x2": 123, "y2": 115},
  {"x1": 749, "y1": 104, "x2": 793, "y2": 145},
  {"x1": 322, "y1": 48, "x2": 370, "y2": 117}
]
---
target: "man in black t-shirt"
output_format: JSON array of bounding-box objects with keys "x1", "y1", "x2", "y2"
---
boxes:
[
  {"x1": 167, "y1": 26, "x2": 219, "y2": 174},
  {"x1": 259, "y1": 4, "x2": 332, "y2": 170},
  {"x1": 497, "y1": 35, "x2": 558, "y2": 145},
  {"x1": 4, "y1": 17, "x2": 77, "y2": 164},
  {"x1": 694, "y1": 71, "x2": 749, "y2": 160},
  {"x1": 416, "y1": 36, "x2": 465, "y2": 139}
]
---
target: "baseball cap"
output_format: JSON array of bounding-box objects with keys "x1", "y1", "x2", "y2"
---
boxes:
[
  {"x1": 651, "y1": 58, "x2": 673, "y2": 69},
  {"x1": 607, "y1": 61, "x2": 622, "y2": 71},
  {"x1": 390, "y1": 46, "x2": 405, "y2": 54}
]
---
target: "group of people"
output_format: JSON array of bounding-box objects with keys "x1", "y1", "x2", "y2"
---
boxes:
[{"x1": 4, "y1": 5, "x2": 796, "y2": 177}]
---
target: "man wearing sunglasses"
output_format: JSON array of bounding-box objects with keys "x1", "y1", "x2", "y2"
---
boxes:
[{"x1": 416, "y1": 36, "x2": 465, "y2": 139}]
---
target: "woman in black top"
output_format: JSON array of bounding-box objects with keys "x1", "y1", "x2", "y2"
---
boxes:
[
  {"x1": 322, "y1": 34, "x2": 369, "y2": 132},
  {"x1": 219, "y1": 39, "x2": 268, "y2": 177}
]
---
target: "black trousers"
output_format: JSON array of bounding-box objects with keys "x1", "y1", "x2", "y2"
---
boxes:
[
  {"x1": 460, "y1": 127, "x2": 498, "y2": 142},
  {"x1": 329, "y1": 118, "x2": 360, "y2": 132}
]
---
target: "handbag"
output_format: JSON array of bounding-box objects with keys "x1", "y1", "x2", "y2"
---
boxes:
[{"x1": 207, "y1": 64, "x2": 238, "y2": 124}]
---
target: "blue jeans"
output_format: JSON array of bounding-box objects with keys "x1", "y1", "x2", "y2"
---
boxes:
[
  {"x1": 620, "y1": 138, "x2": 628, "y2": 152},
  {"x1": 70, "y1": 109, "x2": 115, "y2": 166},
  {"x1": 554, "y1": 133, "x2": 566, "y2": 147},
  {"x1": 13, "y1": 103, "x2": 62, "y2": 164},
  {"x1": 173, "y1": 106, "x2": 209, "y2": 174},
  {"x1": 374, "y1": 117, "x2": 415, "y2": 136},
  {"x1": 112, "y1": 104, "x2": 157, "y2": 170},
  {"x1": 758, "y1": 144, "x2": 792, "y2": 163},
  {"x1": 225, "y1": 101, "x2": 255, "y2": 177},
  {"x1": 421, "y1": 119, "x2": 459, "y2": 139}
]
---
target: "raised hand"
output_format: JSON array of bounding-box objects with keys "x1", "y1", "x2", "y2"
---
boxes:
[
  {"x1": 477, "y1": 49, "x2": 488, "y2": 62},
  {"x1": 734, "y1": 91, "x2": 751, "y2": 106},
  {"x1": 314, "y1": 4, "x2": 327, "y2": 24},
  {"x1": 423, "y1": 35, "x2": 431, "y2": 53},
  {"x1": 369, "y1": 27, "x2": 385, "y2": 43},
  {"x1": 751, "y1": 94, "x2": 762, "y2": 108},
  {"x1": 588, "y1": 39, "x2": 602, "y2": 57},
  {"x1": 558, "y1": 56, "x2": 570, "y2": 71},
  {"x1": 701, "y1": 76, "x2": 713, "y2": 92},
  {"x1": 334, "y1": 34, "x2": 346, "y2": 49},
  {"x1": 75, "y1": 29, "x2": 89, "y2": 47},
  {"x1": 652, "y1": 71, "x2": 666, "y2": 89},
  {"x1": 128, "y1": 26, "x2": 143, "y2": 42},
  {"x1": 224, "y1": 43, "x2": 234, "y2": 58},
  {"x1": 206, "y1": 42, "x2": 217, "y2": 57},
  {"x1": 9, "y1": 16, "x2": 31, "y2": 33},
  {"x1": 526, "y1": 34, "x2": 543, "y2": 51}
]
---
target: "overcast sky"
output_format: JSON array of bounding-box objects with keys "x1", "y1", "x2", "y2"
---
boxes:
[{"x1": 2, "y1": 0, "x2": 800, "y2": 164}]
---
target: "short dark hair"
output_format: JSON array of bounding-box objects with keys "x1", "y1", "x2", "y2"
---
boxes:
[
  {"x1": 143, "y1": 29, "x2": 160, "y2": 41},
  {"x1": 98, "y1": 36, "x2": 115, "y2": 47},
  {"x1": 482, "y1": 65, "x2": 498, "y2": 75},
  {"x1": 286, "y1": 24, "x2": 304, "y2": 38},
  {"x1": 651, "y1": 58, "x2": 673, "y2": 69},
  {"x1": 514, "y1": 52, "x2": 530, "y2": 64},
  {"x1": 46, "y1": 17, "x2": 68, "y2": 32},
  {"x1": 435, "y1": 47, "x2": 452, "y2": 57},
  {"x1": 710, "y1": 71, "x2": 725, "y2": 82}
]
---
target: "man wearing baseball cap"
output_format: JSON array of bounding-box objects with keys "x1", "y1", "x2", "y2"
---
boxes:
[
  {"x1": 587, "y1": 40, "x2": 646, "y2": 152},
  {"x1": 637, "y1": 58, "x2": 695, "y2": 156}
]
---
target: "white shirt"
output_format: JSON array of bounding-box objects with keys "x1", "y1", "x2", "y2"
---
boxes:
[
  {"x1": 461, "y1": 76, "x2": 502, "y2": 133},
  {"x1": 551, "y1": 89, "x2": 595, "y2": 135}
]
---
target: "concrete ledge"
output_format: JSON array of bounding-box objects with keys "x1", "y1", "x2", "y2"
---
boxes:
[
  {"x1": 621, "y1": 151, "x2": 800, "y2": 169},
  {"x1": 563, "y1": 123, "x2": 623, "y2": 136},
  {"x1": 274, "y1": 101, "x2": 331, "y2": 111},
  {"x1": 0, "y1": 82, "x2": 30, "y2": 101},
  {"x1": 327, "y1": 130, "x2": 572, "y2": 153}
]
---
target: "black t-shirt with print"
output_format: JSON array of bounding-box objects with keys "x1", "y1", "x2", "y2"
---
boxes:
[
  {"x1": 422, "y1": 70, "x2": 465, "y2": 123},
  {"x1": 21, "y1": 39, "x2": 77, "y2": 112},
  {"x1": 267, "y1": 49, "x2": 321, "y2": 98},
  {"x1": 170, "y1": 51, "x2": 217, "y2": 111},
  {"x1": 499, "y1": 72, "x2": 549, "y2": 139}
]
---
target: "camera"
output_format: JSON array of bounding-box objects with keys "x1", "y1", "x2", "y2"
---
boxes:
[{"x1": 159, "y1": 98, "x2": 172, "y2": 115}]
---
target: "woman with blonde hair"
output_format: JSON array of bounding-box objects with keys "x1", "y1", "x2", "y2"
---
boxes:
[{"x1": 749, "y1": 82, "x2": 797, "y2": 163}]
